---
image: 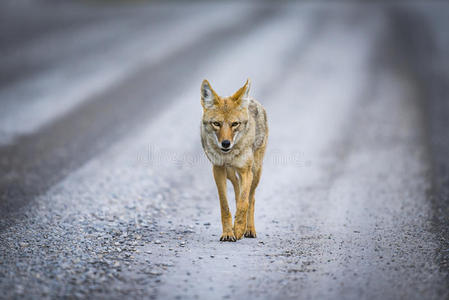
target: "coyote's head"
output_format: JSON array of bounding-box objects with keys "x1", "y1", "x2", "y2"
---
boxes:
[{"x1": 201, "y1": 79, "x2": 251, "y2": 153}]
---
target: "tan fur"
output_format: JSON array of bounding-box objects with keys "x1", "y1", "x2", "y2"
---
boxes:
[{"x1": 200, "y1": 79, "x2": 268, "y2": 241}]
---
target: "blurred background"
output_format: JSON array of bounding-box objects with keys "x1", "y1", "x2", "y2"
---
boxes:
[{"x1": 1, "y1": 0, "x2": 448, "y2": 299}]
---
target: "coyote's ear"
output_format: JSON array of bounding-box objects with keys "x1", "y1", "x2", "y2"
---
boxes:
[
  {"x1": 201, "y1": 79, "x2": 218, "y2": 109},
  {"x1": 231, "y1": 79, "x2": 251, "y2": 108}
]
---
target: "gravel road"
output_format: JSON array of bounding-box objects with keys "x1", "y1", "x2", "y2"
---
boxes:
[{"x1": 0, "y1": 1, "x2": 448, "y2": 299}]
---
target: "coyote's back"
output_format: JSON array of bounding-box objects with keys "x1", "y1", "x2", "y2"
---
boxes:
[{"x1": 247, "y1": 98, "x2": 268, "y2": 152}]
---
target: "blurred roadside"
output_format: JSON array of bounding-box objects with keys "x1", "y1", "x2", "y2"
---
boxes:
[{"x1": 389, "y1": 5, "x2": 449, "y2": 276}]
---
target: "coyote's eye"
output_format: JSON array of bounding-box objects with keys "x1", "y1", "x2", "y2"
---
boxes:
[
  {"x1": 212, "y1": 121, "x2": 221, "y2": 127},
  {"x1": 231, "y1": 122, "x2": 240, "y2": 127}
]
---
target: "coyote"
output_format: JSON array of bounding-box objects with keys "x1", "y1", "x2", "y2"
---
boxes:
[{"x1": 200, "y1": 79, "x2": 268, "y2": 241}]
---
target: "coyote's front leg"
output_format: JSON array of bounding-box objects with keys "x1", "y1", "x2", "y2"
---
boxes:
[
  {"x1": 234, "y1": 165, "x2": 253, "y2": 240},
  {"x1": 213, "y1": 165, "x2": 236, "y2": 242}
]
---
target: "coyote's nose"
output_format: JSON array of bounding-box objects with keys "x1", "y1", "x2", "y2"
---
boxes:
[{"x1": 221, "y1": 140, "x2": 231, "y2": 149}]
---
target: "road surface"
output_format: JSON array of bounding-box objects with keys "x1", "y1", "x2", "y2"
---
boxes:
[{"x1": 1, "y1": 1, "x2": 448, "y2": 299}]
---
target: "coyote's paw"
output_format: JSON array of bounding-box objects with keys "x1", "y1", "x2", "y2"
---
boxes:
[
  {"x1": 220, "y1": 231, "x2": 236, "y2": 242},
  {"x1": 244, "y1": 227, "x2": 257, "y2": 238},
  {"x1": 233, "y1": 223, "x2": 246, "y2": 240}
]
